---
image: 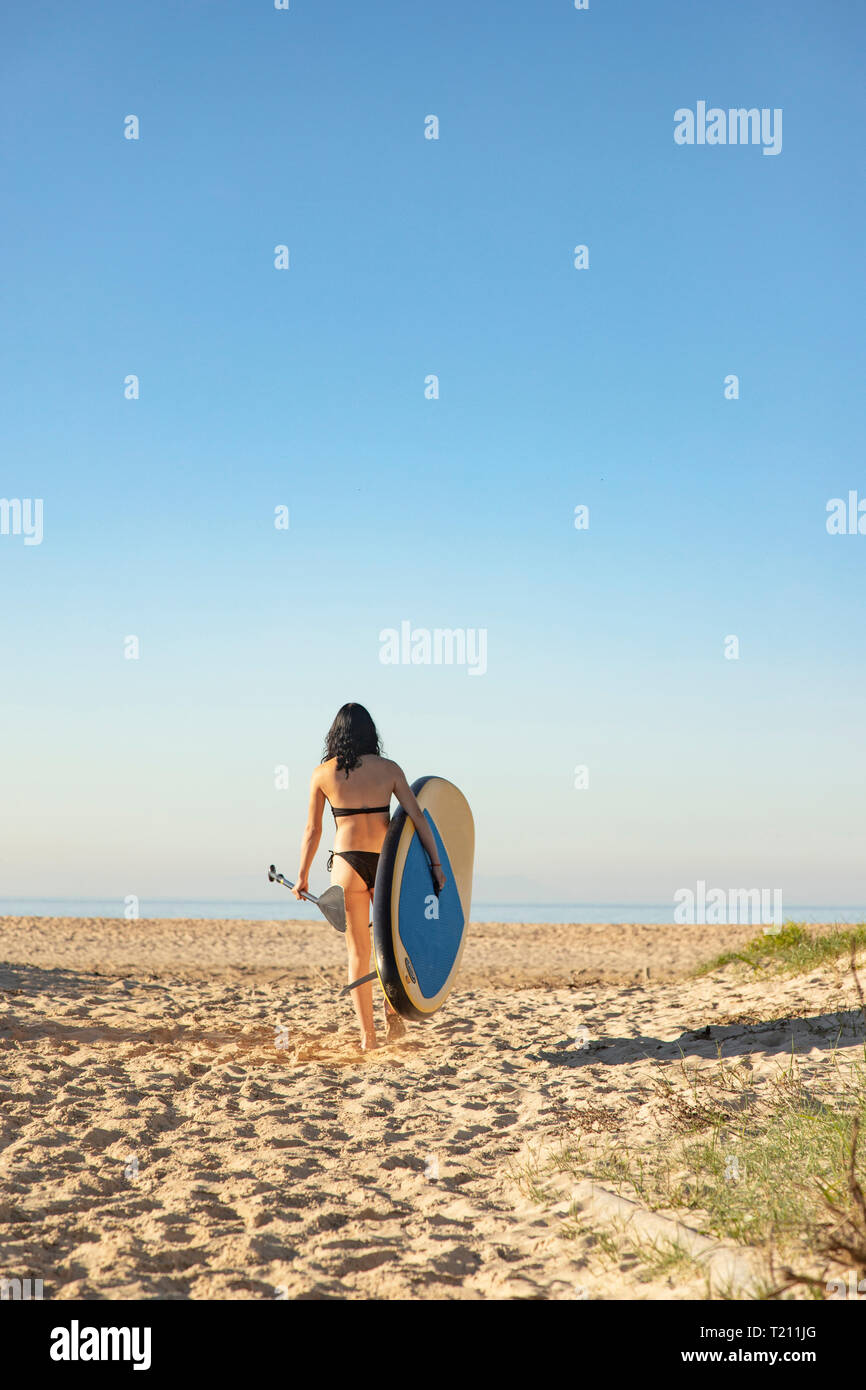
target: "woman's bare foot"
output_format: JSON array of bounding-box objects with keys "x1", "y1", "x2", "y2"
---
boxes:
[
  {"x1": 383, "y1": 1001, "x2": 407, "y2": 1042},
  {"x1": 359, "y1": 1030, "x2": 378, "y2": 1052}
]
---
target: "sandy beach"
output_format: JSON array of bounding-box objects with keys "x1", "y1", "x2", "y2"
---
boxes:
[{"x1": 1, "y1": 915, "x2": 863, "y2": 1300}]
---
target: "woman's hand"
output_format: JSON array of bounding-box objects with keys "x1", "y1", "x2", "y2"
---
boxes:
[
  {"x1": 431, "y1": 863, "x2": 446, "y2": 894},
  {"x1": 292, "y1": 876, "x2": 309, "y2": 900}
]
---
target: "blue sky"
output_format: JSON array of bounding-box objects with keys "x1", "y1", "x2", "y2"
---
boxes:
[{"x1": 1, "y1": 0, "x2": 864, "y2": 909}]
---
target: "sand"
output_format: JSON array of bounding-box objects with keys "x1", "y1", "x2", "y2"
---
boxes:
[{"x1": 1, "y1": 915, "x2": 863, "y2": 1300}]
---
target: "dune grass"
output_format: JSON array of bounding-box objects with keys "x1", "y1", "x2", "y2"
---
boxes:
[
  {"x1": 520, "y1": 1053, "x2": 866, "y2": 1294},
  {"x1": 510, "y1": 937, "x2": 866, "y2": 1295},
  {"x1": 693, "y1": 922, "x2": 866, "y2": 979},
  {"x1": 678, "y1": 1067, "x2": 866, "y2": 1255},
  {"x1": 515, "y1": 990, "x2": 866, "y2": 1296}
]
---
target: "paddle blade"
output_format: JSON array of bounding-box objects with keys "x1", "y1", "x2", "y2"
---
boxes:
[{"x1": 316, "y1": 885, "x2": 347, "y2": 933}]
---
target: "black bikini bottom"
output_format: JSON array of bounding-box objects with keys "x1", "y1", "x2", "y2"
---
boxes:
[{"x1": 327, "y1": 849, "x2": 379, "y2": 892}]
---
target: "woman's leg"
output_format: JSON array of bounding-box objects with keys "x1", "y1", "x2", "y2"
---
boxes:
[
  {"x1": 330, "y1": 858, "x2": 378, "y2": 1048},
  {"x1": 383, "y1": 996, "x2": 407, "y2": 1041},
  {"x1": 344, "y1": 887, "x2": 376, "y2": 1047},
  {"x1": 331, "y1": 857, "x2": 407, "y2": 1046}
]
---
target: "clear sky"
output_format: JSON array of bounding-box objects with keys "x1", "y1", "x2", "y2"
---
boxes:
[{"x1": 1, "y1": 0, "x2": 864, "y2": 909}]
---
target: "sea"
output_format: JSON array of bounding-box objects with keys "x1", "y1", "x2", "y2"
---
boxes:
[{"x1": 1, "y1": 899, "x2": 864, "y2": 926}]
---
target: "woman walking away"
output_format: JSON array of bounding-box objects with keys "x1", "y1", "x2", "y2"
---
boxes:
[{"x1": 292, "y1": 703, "x2": 446, "y2": 1051}]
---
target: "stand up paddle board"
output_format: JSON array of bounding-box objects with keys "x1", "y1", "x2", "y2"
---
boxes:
[{"x1": 372, "y1": 776, "x2": 474, "y2": 1021}]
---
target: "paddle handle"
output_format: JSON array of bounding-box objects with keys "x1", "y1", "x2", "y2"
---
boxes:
[{"x1": 268, "y1": 864, "x2": 319, "y2": 904}]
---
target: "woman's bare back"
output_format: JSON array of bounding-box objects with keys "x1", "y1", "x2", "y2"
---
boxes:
[{"x1": 318, "y1": 755, "x2": 396, "y2": 851}]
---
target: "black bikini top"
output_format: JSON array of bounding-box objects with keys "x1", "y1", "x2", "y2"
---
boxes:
[{"x1": 329, "y1": 801, "x2": 390, "y2": 822}]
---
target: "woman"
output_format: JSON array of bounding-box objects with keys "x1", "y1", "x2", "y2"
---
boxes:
[{"x1": 292, "y1": 703, "x2": 446, "y2": 1051}]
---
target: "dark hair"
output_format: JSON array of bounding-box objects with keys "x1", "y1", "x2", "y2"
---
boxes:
[{"x1": 323, "y1": 703, "x2": 382, "y2": 777}]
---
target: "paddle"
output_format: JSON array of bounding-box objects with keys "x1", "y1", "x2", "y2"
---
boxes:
[
  {"x1": 340, "y1": 970, "x2": 377, "y2": 995},
  {"x1": 268, "y1": 864, "x2": 347, "y2": 933}
]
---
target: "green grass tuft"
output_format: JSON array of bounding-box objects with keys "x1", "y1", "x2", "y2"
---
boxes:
[{"x1": 694, "y1": 922, "x2": 866, "y2": 979}]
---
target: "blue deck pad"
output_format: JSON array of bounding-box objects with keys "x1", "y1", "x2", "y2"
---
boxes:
[{"x1": 396, "y1": 812, "x2": 465, "y2": 998}]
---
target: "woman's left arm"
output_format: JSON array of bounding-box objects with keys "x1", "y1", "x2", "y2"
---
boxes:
[
  {"x1": 392, "y1": 765, "x2": 446, "y2": 893},
  {"x1": 293, "y1": 771, "x2": 325, "y2": 898}
]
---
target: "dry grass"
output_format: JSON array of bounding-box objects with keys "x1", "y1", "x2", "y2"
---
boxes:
[{"x1": 515, "y1": 944, "x2": 866, "y2": 1298}]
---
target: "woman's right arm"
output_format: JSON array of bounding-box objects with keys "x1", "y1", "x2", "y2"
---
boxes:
[
  {"x1": 293, "y1": 771, "x2": 325, "y2": 898},
  {"x1": 392, "y1": 765, "x2": 446, "y2": 893}
]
